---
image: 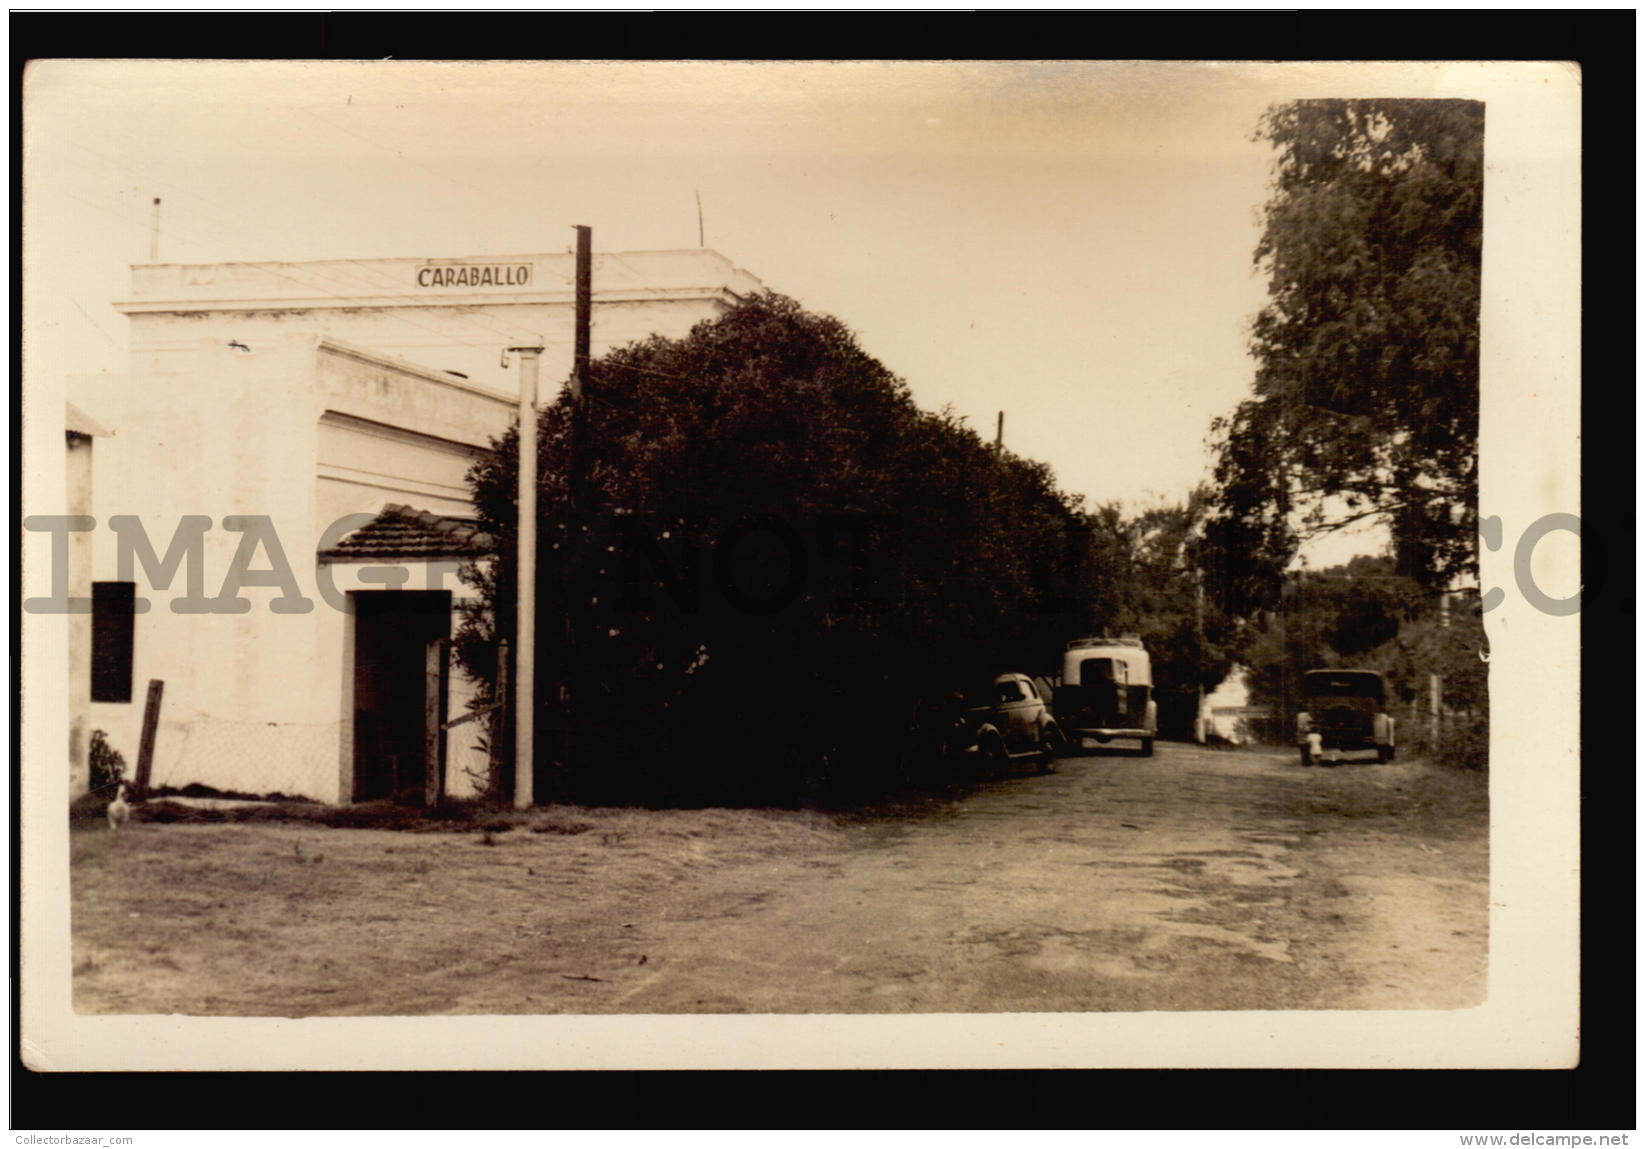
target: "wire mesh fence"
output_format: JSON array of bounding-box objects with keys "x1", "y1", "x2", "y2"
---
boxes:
[{"x1": 140, "y1": 702, "x2": 341, "y2": 801}]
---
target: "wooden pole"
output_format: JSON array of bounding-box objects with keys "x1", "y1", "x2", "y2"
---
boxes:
[
  {"x1": 132, "y1": 679, "x2": 164, "y2": 800},
  {"x1": 558, "y1": 224, "x2": 592, "y2": 799},
  {"x1": 995, "y1": 410, "x2": 1004, "y2": 451},
  {"x1": 1194, "y1": 569, "x2": 1206, "y2": 744},
  {"x1": 1429, "y1": 591, "x2": 1449, "y2": 749},
  {"x1": 425, "y1": 639, "x2": 446, "y2": 808},
  {"x1": 489, "y1": 638, "x2": 510, "y2": 800},
  {"x1": 573, "y1": 225, "x2": 592, "y2": 393}
]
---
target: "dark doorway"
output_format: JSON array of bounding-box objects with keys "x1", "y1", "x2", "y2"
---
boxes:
[{"x1": 351, "y1": 590, "x2": 451, "y2": 804}]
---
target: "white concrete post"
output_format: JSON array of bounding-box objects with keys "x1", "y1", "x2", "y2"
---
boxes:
[{"x1": 510, "y1": 343, "x2": 544, "y2": 809}]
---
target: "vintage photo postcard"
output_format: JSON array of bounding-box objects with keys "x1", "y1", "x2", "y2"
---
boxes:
[{"x1": 19, "y1": 58, "x2": 1580, "y2": 1071}]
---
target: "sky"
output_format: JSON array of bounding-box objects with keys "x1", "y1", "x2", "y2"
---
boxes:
[{"x1": 30, "y1": 59, "x2": 1406, "y2": 558}]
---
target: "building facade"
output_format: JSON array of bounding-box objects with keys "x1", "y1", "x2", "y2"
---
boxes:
[{"x1": 66, "y1": 248, "x2": 764, "y2": 802}]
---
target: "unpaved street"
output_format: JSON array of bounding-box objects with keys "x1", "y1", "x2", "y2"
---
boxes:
[{"x1": 72, "y1": 743, "x2": 1487, "y2": 1016}]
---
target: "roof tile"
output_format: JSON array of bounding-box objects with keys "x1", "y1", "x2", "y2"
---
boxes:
[{"x1": 318, "y1": 503, "x2": 496, "y2": 563}]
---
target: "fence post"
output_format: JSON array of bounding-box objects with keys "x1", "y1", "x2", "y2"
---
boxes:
[
  {"x1": 425, "y1": 640, "x2": 446, "y2": 808},
  {"x1": 132, "y1": 679, "x2": 164, "y2": 800},
  {"x1": 489, "y1": 639, "x2": 510, "y2": 801}
]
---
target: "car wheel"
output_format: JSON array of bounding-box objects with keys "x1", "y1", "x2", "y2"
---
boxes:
[
  {"x1": 1378, "y1": 745, "x2": 1395, "y2": 763},
  {"x1": 1300, "y1": 745, "x2": 1313, "y2": 767},
  {"x1": 1140, "y1": 737, "x2": 1154, "y2": 758}
]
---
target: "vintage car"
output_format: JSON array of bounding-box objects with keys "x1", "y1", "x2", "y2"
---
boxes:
[
  {"x1": 1054, "y1": 636, "x2": 1158, "y2": 756},
  {"x1": 1296, "y1": 668, "x2": 1395, "y2": 765},
  {"x1": 948, "y1": 673, "x2": 1063, "y2": 774}
]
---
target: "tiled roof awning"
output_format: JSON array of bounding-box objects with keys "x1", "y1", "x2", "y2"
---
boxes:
[{"x1": 319, "y1": 504, "x2": 496, "y2": 563}]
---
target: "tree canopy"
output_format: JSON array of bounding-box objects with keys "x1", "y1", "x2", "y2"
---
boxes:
[
  {"x1": 1207, "y1": 99, "x2": 1484, "y2": 608},
  {"x1": 1082, "y1": 491, "x2": 1236, "y2": 735}
]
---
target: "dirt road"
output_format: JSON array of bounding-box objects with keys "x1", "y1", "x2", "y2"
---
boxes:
[{"x1": 71, "y1": 743, "x2": 1487, "y2": 1016}]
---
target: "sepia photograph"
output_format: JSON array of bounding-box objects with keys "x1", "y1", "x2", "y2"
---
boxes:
[{"x1": 19, "y1": 57, "x2": 1581, "y2": 1071}]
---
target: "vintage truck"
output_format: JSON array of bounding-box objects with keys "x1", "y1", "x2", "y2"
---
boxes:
[
  {"x1": 1053, "y1": 636, "x2": 1158, "y2": 757},
  {"x1": 1295, "y1": 668, "x2": 1396, "y2": 765}
]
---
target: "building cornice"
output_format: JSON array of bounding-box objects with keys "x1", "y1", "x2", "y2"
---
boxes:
[
  {"x1": 115, "y1": 285, "x2": 744, "y2": 314},
  {"x1": 315, "y1": 338, "x2": 517, "y2": 405}
]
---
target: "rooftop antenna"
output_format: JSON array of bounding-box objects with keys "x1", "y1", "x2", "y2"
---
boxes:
[
  {"x1": 695, "y1": 189, "x2": 704, "y2": 248},
  {"x1": 148, "y1": 197, "x2": 162, "y2": 262}
]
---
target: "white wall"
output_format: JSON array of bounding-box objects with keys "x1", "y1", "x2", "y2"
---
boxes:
[
  {"x1": 61, "y1": 248, "x2": 761, "y2": 802},
  {"x1": 74, "y1": 336, "x2": 326, "y2": 790},
  {"x1": 67, "y1": 435, "x2": 94, "y2": 798},
  {"x1": 67, "y1": 335, "x2": 511, "y2": 802},
  {"x1": 1204, "y1": 665, "x2": 1253, "y2": 744}
]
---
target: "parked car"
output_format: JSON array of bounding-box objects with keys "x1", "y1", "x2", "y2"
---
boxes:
[
  {"x1": 1054, "y1": 636, "x2": 1158, "y2": 756},
  {"x1": 949, "y1": 673, "x2": 1064, "y2": 774},
  {"x1": 1296, "y1": 668, "x2": 1395, "y2": 765}
]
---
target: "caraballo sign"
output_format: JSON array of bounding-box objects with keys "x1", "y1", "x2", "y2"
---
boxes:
[{"x1": 416, "y1": 263, "x2": 532, "y2": 288}]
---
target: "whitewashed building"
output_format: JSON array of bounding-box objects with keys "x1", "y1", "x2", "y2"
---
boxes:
[
  {"x1": 1203, "y1": 665, "x2": 1272, "y2": 745},
  {"x1": 65, "y1": 249, "x2": 765, "y2": 803}
]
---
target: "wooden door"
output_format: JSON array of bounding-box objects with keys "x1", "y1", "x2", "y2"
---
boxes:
[{"x1": 352, "y1": 591, "x2": 451, "y2": 803}]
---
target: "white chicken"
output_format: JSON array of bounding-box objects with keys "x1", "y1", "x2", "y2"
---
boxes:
[{"x1": 106, "y1": 783, "x2": 131, "y2": 831}]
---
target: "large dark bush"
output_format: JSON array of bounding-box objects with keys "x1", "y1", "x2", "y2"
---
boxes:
[{"x1": 458, "y1": 294, "x2": 1096, "y2": 805}]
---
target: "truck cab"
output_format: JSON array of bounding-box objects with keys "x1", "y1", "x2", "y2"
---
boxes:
[{"x1": 1054, "y1": 636, "x2": 1158, "y2": 756}]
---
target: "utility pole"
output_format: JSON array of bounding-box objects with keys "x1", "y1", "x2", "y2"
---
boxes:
[
  {"x1": 574, "y1": 225, "x2": 591, "y2": 391},
  {"x1": 508, "y1": 341, "x2": 545, "y2": 810},
  {"x1": 149, "y1": 197, "x2": 162, "y2": 262},
  {"x1": 556, "y1": 224, "x2": 593, "y2": 799},
  {"x1": 995, "y1": 411, "x2": 1004, "y2": 451}
]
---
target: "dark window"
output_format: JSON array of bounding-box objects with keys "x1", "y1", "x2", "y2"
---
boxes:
[
  {"x1": 1303, "y1": 673, "x2": 1385, "y2": 703},
  {"x1": 1078, "y1": 658, "x2": 1115, "y2": 686},
  {"x1": 91, "y1": 582, "x2": 135, "y2": 703}
]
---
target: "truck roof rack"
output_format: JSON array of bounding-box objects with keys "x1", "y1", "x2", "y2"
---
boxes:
[{"x1": 1067, "y1": 635, "x2": 1144, "y2": 650}]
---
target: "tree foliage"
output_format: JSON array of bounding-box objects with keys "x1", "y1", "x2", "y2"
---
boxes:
[
  {"x1": 1237, "y1": 554, "x2": 1425, "y2": 722},
  {"x1": 1207, "y1": 99, "x2": 1484, "y2": 606},
  {"x1": 458, "y1": 294, "x2": 1098, "y2": 804},
  {"x1": 1232, "y1": 553, "x2": 1487, "y2": 766},
  {"x1": 1082, "y1": 492, "x2": 1237, "y2": 736}
]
